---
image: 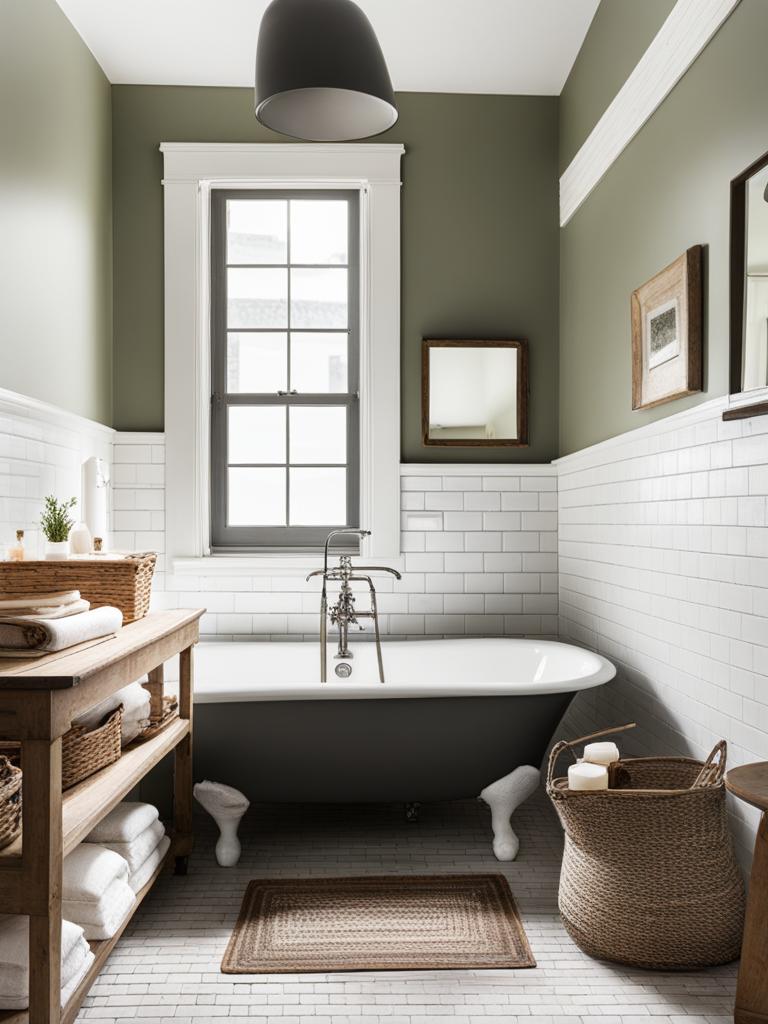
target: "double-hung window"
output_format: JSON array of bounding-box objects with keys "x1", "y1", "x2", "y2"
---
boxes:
[{"x1": 210, "y1": 190, "x2": 360, "y2": 550}]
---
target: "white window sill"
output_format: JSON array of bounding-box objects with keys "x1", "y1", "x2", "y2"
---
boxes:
[{"x1": 173, "y1": 554, "x2": 405, "y2": 576}]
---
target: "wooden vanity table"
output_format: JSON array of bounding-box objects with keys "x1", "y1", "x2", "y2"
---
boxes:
[
  {"x1": 726, "y1": 763, "x2": 768, "y2": 1024},
  {"x1": 0, "y1": 609, "x2": 203, "y2": 1024}
]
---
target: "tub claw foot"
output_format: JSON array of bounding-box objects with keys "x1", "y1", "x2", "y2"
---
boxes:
[
  {"x1": 404, "y1": 801, "x2": 420, "y2": 823},
  {"x1": 479, "y1": 765, "x2": 540, "y2": 862}
]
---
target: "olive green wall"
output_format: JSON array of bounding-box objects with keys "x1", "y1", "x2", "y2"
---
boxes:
[
  {"x1": 559, "y1": 0, "x2": 765, "y2": 454},
  {"x1": 0, "y1": 0, "x2": 112, "y2": 425},
  {"x1": 112, "y1": 88, "x2": 559, "y2": 462},
  {"x1": 558, "y1": 0, "x2": 675, "y2": 172}
]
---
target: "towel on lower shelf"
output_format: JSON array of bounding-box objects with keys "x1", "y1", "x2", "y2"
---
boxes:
[
  {"x1": 62, "y1": 844, "x2": 136, "y2": 940},
  {"x1": 0, "y1": 916, "x2": 90, "y2": 1009},
  {"x1": 129, "y1": 834, "x2": 171, "y2": 893},
  {"x1": 64, "y1": 877, "x2": 136, "y2": 940},
  {"x1": 0, "y1": 606, "x2": 123, "y2": 658},
  {"x1": 97, "y1": 818, "x2": 166, "y2": 874},
  {"x1": 60, "y1": 948, "x2": 95, "y2": 1007},
  {"x1": 86, "y1": 801, "x2": 159, "y2": 844},
  {"x1": 63, "y1": 843, "x2": 129, "y2": 901},
  {"x1": 72, "y1": 680, "x2": 151, "y2": 745}
]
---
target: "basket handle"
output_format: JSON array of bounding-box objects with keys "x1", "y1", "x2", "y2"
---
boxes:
[
  {"x1": 546, "y1": 723, "x2": 637, "y2": 790},
  {"x1": 691, "y1": 739, "x2": 727, "y2": 788}
]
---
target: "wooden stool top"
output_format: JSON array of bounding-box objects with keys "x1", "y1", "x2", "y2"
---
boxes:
[{"x1": 726, "y1": 762, "x2": 768, "y2": 812}]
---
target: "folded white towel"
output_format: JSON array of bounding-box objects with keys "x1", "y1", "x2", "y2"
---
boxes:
[
  {"x1": 60, "y1": 948, "x2": 95, "y2": 1008},
  {"x1": 0, "y1": 591, "x2": 81, "y2": 611},
  {"x1": 4, "y1": 599, "x2": 90, "y2": 620},
  {"x1": 98, "y1": 819, "x2": 165, "y2": 874},
  {"x1": 0, "y1": 917, "x2": 85, "y2": 1009},
  {"x1": 61, "y1": 935, "x2": 90, "y2": 987},
  {"x1": 72, "y1": 681, "x2": 151, "y2": 744},
  {"x1": 129, "y1": 834, "x2": 171, "y2": 893},
  {"x1": 87, "y1": 801, "x2": 159, "y2": 844},
  {"x1": 0, "y1": 606, "x2": 123, "y2": 656},
  {"x1": 63, "y1": 844, "x2": 129, "y2": 903},
  {"x1": 64, "y1": 878, "x2": 136, "y2": 940}
]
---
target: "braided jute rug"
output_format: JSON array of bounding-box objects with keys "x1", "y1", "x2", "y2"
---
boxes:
[{"x1": 221, "y1": 874, "x2": 536, "y2": 973}]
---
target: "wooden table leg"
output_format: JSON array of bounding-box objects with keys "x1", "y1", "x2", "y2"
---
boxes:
[
  {"x1": 174, "y1": 645, "x2": 194, "y2": 875},
  {"x1": 24, "y1": 738, "x2": 63, "y2": 1024},
  {"x1": 736, "y1": 811, "x2": 768, "y2": 1024}
]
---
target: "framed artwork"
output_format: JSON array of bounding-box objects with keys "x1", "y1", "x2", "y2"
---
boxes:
[{"x1": 631, "y1": 246, "x2": 703, "y2": 410}]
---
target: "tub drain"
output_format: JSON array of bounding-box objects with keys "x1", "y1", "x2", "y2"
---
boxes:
[{"x1": 335, "y1": 662, "x2": 352, "y2": 678}]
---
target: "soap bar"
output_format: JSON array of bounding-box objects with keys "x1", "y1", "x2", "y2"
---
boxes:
[
  {"x1": 568, "y1": 762, "x2": 609, "y2": 791},
  {"x1": 583, "y1": 741, "x2": 620, "y2": 766}
]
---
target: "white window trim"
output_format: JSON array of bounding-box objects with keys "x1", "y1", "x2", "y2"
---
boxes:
[{"x1": 161, "y1": 143, "x2": 404, "y2": 570}]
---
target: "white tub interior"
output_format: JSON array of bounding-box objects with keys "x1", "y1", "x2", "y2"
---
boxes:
[{"x1": 173, "y1": 637, "x2": 615, "y2": 702}]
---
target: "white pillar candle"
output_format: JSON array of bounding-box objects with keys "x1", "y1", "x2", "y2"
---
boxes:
[
  {"x1": 583, "y1": 741, "x2": 620, "y2": 766},
  {"x1": 567, "y1": 762, "x2": 609, "y2": 791}
]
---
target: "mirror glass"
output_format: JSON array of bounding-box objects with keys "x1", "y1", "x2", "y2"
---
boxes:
[
  {"x1": 423, "y1": 341, "x2": 527, "y2": 446},
  {"x1": 743, "y1": 165, "x2": 768, "y2": 390}
]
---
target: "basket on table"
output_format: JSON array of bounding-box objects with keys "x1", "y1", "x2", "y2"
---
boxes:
[
  {"x1": 62, "y1": 705, "x2": 123, "y2": 790},
  {"x1": 547, "y1": 725, "x2": 745, "y2": 970},
  {"x1": 0, "y1": 756, "x2": 22, "y2": 851},
  {"x1": 0, "y1": 552, "x2": 156, "y2": 624}
]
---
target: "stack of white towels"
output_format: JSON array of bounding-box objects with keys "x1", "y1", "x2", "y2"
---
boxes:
[
  {"x1": 85, "y1": 802, "x2": 171, "y2": 895},
  {"x1": 0, "y1": 917, "x2": 94, "y2": 1009},
  {"x1": 72, "y1": 680, "x2": 152, "y2": 746}
]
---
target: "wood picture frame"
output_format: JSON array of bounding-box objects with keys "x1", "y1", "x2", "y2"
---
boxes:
[
  {"x1": 421, "y1": 339, "x2": 529, "y2": 447},
  {"x1": 631, "y1": 246, "x2": 703, "y2": 411}
]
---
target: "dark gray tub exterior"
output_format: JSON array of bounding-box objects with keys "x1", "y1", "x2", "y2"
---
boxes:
[{"x1": 192, "y1": 691, "x2": 576, "y2": 803}]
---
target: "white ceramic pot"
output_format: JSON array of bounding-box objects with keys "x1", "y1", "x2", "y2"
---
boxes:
[{"x1": 44, "y1": 541, "x2": 70, "y2": 560}]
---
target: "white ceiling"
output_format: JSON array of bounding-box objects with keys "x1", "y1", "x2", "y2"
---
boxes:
[{"x1": 55, "y1": 0, "x2": 599, "y2": 95}]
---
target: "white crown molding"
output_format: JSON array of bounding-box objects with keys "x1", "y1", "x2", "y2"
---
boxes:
[
  {"x1": 0, "y1": 386, "x2": 114, "y2": 442},
  {"x1": 559, "y1": 0, "x2": 741, "y2": 227},
  {"x1": 400, "y1": 463, "x2": 555, "y2": 475}
]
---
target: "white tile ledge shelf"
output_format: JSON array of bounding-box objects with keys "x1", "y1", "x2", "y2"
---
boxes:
[{"x1": 400, "y1": 464, "x2": 555, "y2": 475}]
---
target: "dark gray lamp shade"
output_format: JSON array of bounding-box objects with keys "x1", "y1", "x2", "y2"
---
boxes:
[{"x1": 255, "y1": 0, "x2": 398, "y2": 141}]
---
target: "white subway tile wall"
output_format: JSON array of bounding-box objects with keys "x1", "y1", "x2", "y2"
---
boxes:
[
  {"x1": 0, "y1": 399, "x2": 113, "y2": 557},
  {"x1": 112, "y1": 438, "x2": 559, "y2": 640},
  {"x1": 558, "y1": 403, "x2": 768, "y2": 866}
]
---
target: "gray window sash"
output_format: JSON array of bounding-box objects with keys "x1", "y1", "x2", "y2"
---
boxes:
[{"x1": 210, "y1": 189, "x2": 360, "y2": 551}]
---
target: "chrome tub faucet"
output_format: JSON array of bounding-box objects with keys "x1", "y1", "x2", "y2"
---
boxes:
[{"x1": 306, "y1": 529, "x2": 402, "y2": 683}]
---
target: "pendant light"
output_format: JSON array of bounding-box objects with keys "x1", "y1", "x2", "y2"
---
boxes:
[{"x1": 255, "y1": 0, "x2": 398, "y2": 142}]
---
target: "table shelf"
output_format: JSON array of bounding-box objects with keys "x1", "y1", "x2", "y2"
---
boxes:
[{"x1": 0, "y1": 611, "x2": 202, "y2": 1024}]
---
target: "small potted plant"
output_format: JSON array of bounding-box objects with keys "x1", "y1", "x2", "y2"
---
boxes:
[{"x1": 40, "y1": 496, "x2": 77, "y2": 560}]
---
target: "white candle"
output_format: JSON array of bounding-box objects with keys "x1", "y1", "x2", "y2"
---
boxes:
[
  {"x1": 583, "y1": 741, "x2": 620, "y2": 766},
  {"x1": 568, "y1": 762, "x2": 609, "y2": 791}
]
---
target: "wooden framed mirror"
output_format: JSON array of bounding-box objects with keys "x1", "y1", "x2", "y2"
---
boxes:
[
  {"x1": 727, "y1": 148, "x2": 768, "y2": 420},
  {"x1": 421, "y1": 339, "x2": 528, "y2": 447}
]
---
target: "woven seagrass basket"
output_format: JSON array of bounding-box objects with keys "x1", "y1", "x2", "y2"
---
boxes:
[
  {"x1": 547, "y1": 726, "x2": 745, "y2": 970},
  {"x1": 0, "y1": 552, "x2": 156, "y2": 624},
  {"x1": 0, "y1": 756, "x2": 22, "y2": 851},
  {"x1": 62, "y1": 705, "x2": 123, "y2": 790}
]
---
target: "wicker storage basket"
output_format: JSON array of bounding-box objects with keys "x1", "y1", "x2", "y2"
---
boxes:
[
  {"x1": 0, "y1": 756, "x2": 22, "y2": 851},
  {"x1": 62, "y1": 705, "x2": 123, "y2": 790},
  {"x1": 0, "y1": 552, "x2": 156, "y2": 624},
  {"x1": 547, "y1": 727, "x2": 746, "y2": 970}
]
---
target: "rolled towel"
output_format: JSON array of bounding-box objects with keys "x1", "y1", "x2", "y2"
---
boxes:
[
  {"x1": 583, "y1": 741, "x2": 620, "y2": 766},
  {"x1": 0, "y1": 606, "x2": 123, "y2": 657},
  {"x1": 129, "y1": 834, "x2": 171, "y2": 893},
  {"x1": 72, "y1": 681, "x2": 151, "y2": 745},
  {"x1": 63, "y1": 843, "x2": 129, "y2": 903},
  {"x1": 60, "y1": 948, "x2": 95, "y2": 1008},
  {"x1": 87, "y1": 801, "x2": 159, "y2": 844},
  {"x1": 0, "y1": 917, "x2": 85, "y2": 1009},
  {"x1": 64, "y1": 878, "x2": 136, "y2": 940},
  {"x1": 97, "y1": 818, "x2": 165, "y2": 874}
]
